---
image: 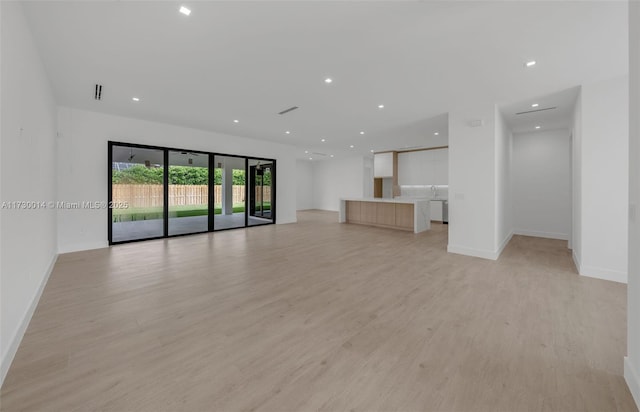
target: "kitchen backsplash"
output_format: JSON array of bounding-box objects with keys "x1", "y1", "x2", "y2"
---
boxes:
[{"x1": 399, "y1": 185, "x2": 449, "y2": 200}]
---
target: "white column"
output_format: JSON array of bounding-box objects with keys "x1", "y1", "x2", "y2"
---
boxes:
[
  {"x1": 446, "y1": 101, "x2": 499, "y2": 259},
  {"x1": 625, "y1": 0, "x2": 640, "y2": 407},
  {"x1": 223, "y1": 163, "x2": 234, "y2": 215}
]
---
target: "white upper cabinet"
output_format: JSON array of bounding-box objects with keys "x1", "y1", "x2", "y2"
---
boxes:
[
  {"x1": 398, "y1": 148, "x2": 448, "y2": 185},
  {"x1": 374, "y1": 152, "x2": 394, "y2": 178},
  {"x1": 432, "y1": 149, "x2": 449, "y2": 185}
]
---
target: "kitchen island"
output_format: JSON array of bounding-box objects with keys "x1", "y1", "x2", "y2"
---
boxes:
[{"x1": 339, "y1": 198, "x2": 430, "y2": 233}]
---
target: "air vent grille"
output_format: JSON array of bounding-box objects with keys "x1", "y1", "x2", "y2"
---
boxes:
[
  {"x1": 515, "y1": 106, "x2": 557, "y2": 115},
  {"x1": 278, "y1": 106, "x2": 299, "y2": 115},
  {"x1": 94, "y1": 84, "x2": 103, "y2": 101}
]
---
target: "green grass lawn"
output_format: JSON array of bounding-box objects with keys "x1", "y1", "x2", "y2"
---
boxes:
[{"x1": 113, "y1": 203, "x2": 270, "y2": 222}]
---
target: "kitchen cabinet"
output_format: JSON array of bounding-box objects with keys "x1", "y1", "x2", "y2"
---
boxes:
[
  {"x1": 374, "y1": 152, "x2": 394, "y2": 178},
  {"x1": 430, "y1": 200, "x2": 443, "y2": 221},
  {"x1": 398, "y1": 148, "x2": 448, "y2": 185},
  {"x1": 340, "y1": 198, "x2": 430, "y2": 233},
  {"x1": 432, "y1": 149, "x2": 449, "y2": 185},
  {"x1": 373, "y1": 152, "x2": 400, "y2": 198}
]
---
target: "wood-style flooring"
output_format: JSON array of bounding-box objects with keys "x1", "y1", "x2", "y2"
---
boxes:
[{"x1": 1, "y1": 210, "x2": 636, "y2": 411}]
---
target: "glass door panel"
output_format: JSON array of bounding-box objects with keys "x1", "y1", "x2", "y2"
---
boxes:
[
  {"x1": 168, "y1": 150, "x2": 209, "y2": 236},
  {"x1": 110, "y1": 145, "x2": 165, "y2": 242},
  {"x1": 248, "y1": 159, "x2": 274, "y2": 226},
  {"x1": 213, "y1": 155, "x2": 246, "y2": 230}
]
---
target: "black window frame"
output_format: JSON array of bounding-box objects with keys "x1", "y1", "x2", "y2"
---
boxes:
[{"x1": 108, "y1": 141, "x2": 276, "y2": 245}]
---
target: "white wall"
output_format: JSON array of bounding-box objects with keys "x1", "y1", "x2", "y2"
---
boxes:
[
  {"x1": 626, "y1": 0, "x2": 640, "y2": 407},
  {"x1": 312, "y1": 156, "x2": 365, "y2": 211},
  {"x1": 572, "y1": 90, "x2": 583, "y2": 266},
  {"x1": 363, "y1": 156, "x2": 374, "y2": 198},
  {"x1": 56, "y1": 107, "x2": 299, "y2": 253},
  {"x1": 578, "y1": 75, "x2": 629, "y2": 283},
  {"x1": 0, "y1": 2, "x2": 59, "y2": 385},
  {"x1": 447, "y1": 103, "x2": 498, "y2": 259},
  {"x1": 296, "y1": 159, "x2": 313, "y2": 210},
  {"x1": 398, "y1": 148, "x2": 448, "y2": 186},
  {"x1": 495, "y1": 107, "x2": 512, "y2": 252},
  {"x1": 512, "y1": 129, "x2": 572, "y2": 240}
]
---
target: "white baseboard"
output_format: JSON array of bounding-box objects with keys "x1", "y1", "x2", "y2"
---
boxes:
[
  {"x1": 573, "y1": 250, "x2": 581, "y2": 273},
  {"x1": 579, "y1": 264, "x2": 627, "y2": 284},
  {"x1": 572, "y1": 250, "x2": 627, "y2": 283},
  {"x1": 1, "y1": 252, "x2": 58, "y2": 388},
  {"x1": 447, "y1": 232, "x2": 513, "y2": 261},
  {"x1": 625, "y1": 357, "x2": 640, "y2": 410},
  {"x1": 513, "y1": 229, "x2": 569, "y2": 241},
  {"x1": 57, "y1": 240, "x2": 108, "y2": 254},
  {"x1": 447, "y1": 244, "x2": 499, "y2": 260},
  {"x1": 495, "y1": 231, "x2": 514, "y2": 258}
]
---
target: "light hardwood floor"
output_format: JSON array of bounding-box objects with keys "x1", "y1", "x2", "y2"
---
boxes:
[{"x1": 1, "y1": 211, "x2": 636, "y2": 411}]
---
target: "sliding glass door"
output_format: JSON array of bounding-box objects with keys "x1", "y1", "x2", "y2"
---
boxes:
[
  {"x1": 248, "y1": 158, "x2": 275, "y2": 226},
  {"x1": 110, "y1": 144, "x2": 165, "y2": 242},
  {"x1": 168, "y1": 150, "x2": 209, "y2": 236},
  {"x1": 109, "y1": 142, "x2": 275, "y2": 244},
  {"x1": 213, "y1": 155, "x2": 246, "y2": 230}
]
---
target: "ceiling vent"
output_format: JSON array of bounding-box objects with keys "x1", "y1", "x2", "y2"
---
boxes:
[
  {"x1": 278, "y1": 106, "x2": 299, "y2": 115},
  {"x1": 515, "y1": 106, "x2": 557, "y2": 115},
  {"x1": 94, "y1": 84, "x2": 103, "y2": 101}
]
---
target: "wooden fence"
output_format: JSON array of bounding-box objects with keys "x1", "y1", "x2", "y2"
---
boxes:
[{"x1": 112, "y1": 184, "x2": 271, "y2": 208}]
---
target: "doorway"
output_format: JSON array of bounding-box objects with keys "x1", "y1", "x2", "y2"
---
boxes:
[{"x1": 248, "y1": 159, "x2": 275, "y2": 226}]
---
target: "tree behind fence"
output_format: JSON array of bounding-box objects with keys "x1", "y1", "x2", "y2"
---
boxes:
[{"x1": 112, "y1": 184, "x2": 271, "y2": 208}]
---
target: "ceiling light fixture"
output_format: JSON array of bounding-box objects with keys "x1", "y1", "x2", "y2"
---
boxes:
[
  {"x1": 324, "y1": 78, "x2": 333, "y2": 84},
  {"x1": 535, "y1": 126, "x2": 541, "y2": 129},
  {"x1": 378, "y1": 104, "x2": 384, "y2": 109},
  {"x1": 370, "y1": 149, "x2": 374, "y2": 153},
  {"x1": 309, "y1": 157, "x2": 313, "y2": 160},
  {"x1": 132, "y1": 97, "x2": 140, "y2": 102},
  {"x1": 321, "y1": 138, "x2": 326, "y2": 142},
  {"x1": 285, "y1": 131, "x2": 290, "y2": 134},
  {"x1": 179, "y1": 6, "x2": 191, "y2": 16},
  {"x1": 434, "y1": 132, "x2": 439, "y2": 136},
  {"x1": 330, "y1": 155, "x2": 334, "y2": 158},
  {"x1": 233, "y1": 119, "x2": 239, "y2": 123},
  {"x1": 525, "y1": 60, "x2": 536, "y2": 67},
  {"x1": 531, "y1": 103, "x2": 539, "y2": 108},
  {"x1": 350, "y1": 145, "x2": 355, "y2": 148},
  {"x1": 359, "y1": 131, "x2": 365, "y2": 135},
  {"x1": 304, "y1": 150, "x2": 309, "y2": 154}
]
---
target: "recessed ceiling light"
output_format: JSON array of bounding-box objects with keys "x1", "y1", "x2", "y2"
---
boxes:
[
  {"x1": 531, "y1": 103, "x2": 539, "y2": 108},
  {"x1": 350, "y1": 145, "x2": 355, "y2": 148},
  {"x1": 233, "y1": 119, "x2": 239, "y2": 123},
  {"x1": 179, "y1": 6, "x2": 191, "y2": 16},
  {"x1": 378, "y1": 104, "x2": 384, "y2": 109},
  {"x1": 324, "y1": 78, "x2": 333, "y2": 84},
  {"x1": 535, "y1": 126, "x2": 541, "y2": 129},
  {"x1": 359, "y1": 131, "x2": 365, "y2": 135},
  {"x1": 285, "y1": 131, "x2": 290, "y2": 134},
  {"x1": 132, "y1": 97, "x2": 140, "y2": 102},
  {"x1": 330, "y1": 154, "x2": 334, "y2": 158},
  {"x1": 434, "y1": 132, "x2": 439, "y2": 136},
  {"x1": 321, "y1": 138, "x2": 326, "y2": 142},
  {"x1": 370, "y1": 149, "x2": 374, "y2": 153},
  {"x1": 304, "y1": 150, "x2": 309, "y2": 154},
  {"x1": 525, "y1": 60, "x2": 536, "y2": 67},
  {"x1": 309, "y1": 157, "x2": 313, "y2": 160}
]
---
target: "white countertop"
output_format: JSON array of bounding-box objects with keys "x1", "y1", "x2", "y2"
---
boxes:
[
  {"x1": 395, "y1": 196, "x2": 448, "y2": 201},
  {"x1": 341, "y1": 197, "x2": 429, "y2": 204}
]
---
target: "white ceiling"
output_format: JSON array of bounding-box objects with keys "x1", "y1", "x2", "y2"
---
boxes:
[
  {"x1": 501, "y1": 86, "x2": 580, "y2": 134},
  {"x1": 22, "y1": 1, "x2": 628, "y2": 159}
]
